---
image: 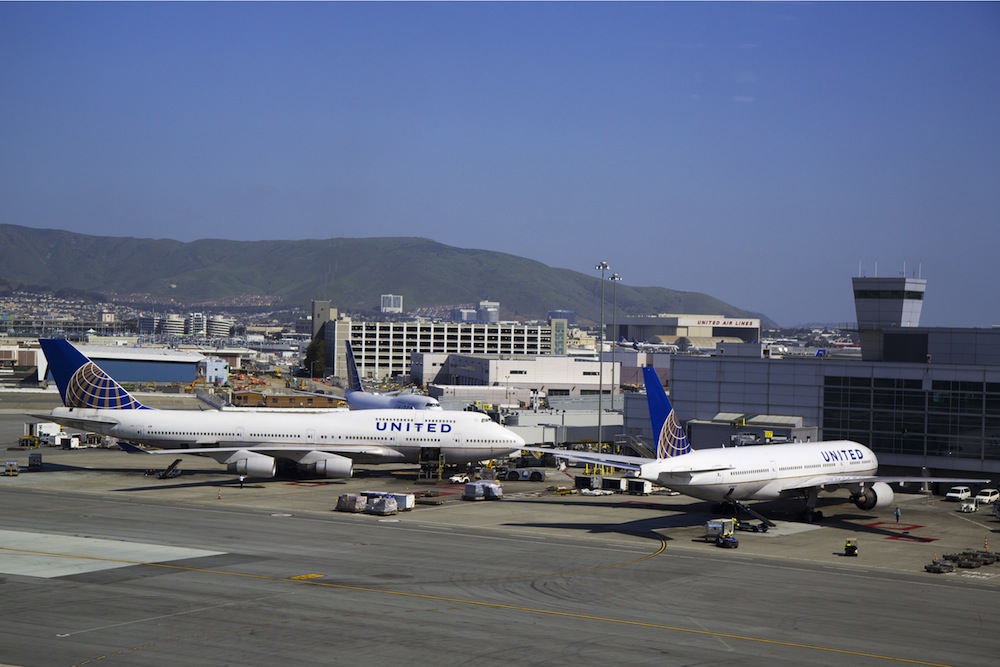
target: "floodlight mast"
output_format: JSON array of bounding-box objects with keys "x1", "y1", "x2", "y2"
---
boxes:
[{"x1": 595, "y1": 261, "x2": 610, "y2": 450}]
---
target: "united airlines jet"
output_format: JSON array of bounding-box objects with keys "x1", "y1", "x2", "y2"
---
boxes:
[
  {"x1": 531, "y1": 366, "x2": 987, "y2": 524},
  {"x1": 38, "y1": 339, "x2": 522, "y2": 479},
  {"x1": 343, "y1": 340, "x2": 442, "y2": 410}
]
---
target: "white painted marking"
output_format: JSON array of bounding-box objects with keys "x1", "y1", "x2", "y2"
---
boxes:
[{"x1": 0, "y1": 529, "x2": 224, "y2": 579}]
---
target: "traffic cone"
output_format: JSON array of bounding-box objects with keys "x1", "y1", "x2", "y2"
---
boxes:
[
  {"x1": 985, "y1": 536, "x2": 989, "y2": 552},
  {"x1": 217, "y1": 489, "x2": 221, "y2": 500}
]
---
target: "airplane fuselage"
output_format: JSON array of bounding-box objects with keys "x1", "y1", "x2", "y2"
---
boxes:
[
  {"x1": 639, "y1": 440, "x2": 877, "y2": 502},
  {"x1": 49, "y1": 406, "x2": 521, "y2": 464},
  {"x1": 345, "y1": 391, "x2": 443, "y2": 411}
]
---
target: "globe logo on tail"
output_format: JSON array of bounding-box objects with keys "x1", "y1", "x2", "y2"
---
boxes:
[
  {"x1": 656, "y1": 408, "x2": 691, "y2": 459},
  {"x1": 66, "y1": 361, "x2": 146, "y2": 410}
]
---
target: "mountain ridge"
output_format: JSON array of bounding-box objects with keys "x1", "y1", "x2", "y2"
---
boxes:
[{"x1": 0, "y1": 224, "x2": 774, "y2": 326}]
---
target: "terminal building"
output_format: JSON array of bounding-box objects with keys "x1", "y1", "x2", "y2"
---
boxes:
[{"x1": 662, "y1": 276, "x2": 999, "y2": 478}]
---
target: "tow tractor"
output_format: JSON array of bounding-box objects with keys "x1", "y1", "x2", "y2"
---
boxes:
[
  {"x1": 704, "y1": 518, "x2": 740, "y2": 548},
  {"x1": 498, "y1": 466, "x2": 546, "y2": 482},
  {"x1": 960, "y1": 498, "x2": 979, "y2": 513},
  {"x1": 844, "y1": 538, "x2": 859, "y2": 557}
]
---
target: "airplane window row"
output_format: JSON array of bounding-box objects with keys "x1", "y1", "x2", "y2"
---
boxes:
[{"x1": 149, "y1": 431, "x2": 238, "y2": 437}]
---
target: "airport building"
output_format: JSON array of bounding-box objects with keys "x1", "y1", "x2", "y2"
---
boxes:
[
  {"x1": 610, "y1": 314, "x2": 760, "y2": 352},
  {"x1": 412, "y1": 353, "x2": 618, "y2": 405},
  {"x1": 35, "y1": 344, "x2": 207, "y2": 385},
  {"x1": 317, "y1": 306, "x2": 570, "y2": 382},
  {"x1": 663, "y1": 276, "x2": 1000, "y2": 477},
  {"x1": 380, "y1": 294, "x2": 403, "y2": 314}
]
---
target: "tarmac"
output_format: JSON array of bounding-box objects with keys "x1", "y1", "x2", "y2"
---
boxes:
[{"x1": 0, "y1": 395, "x2": 998, "y2": 666}]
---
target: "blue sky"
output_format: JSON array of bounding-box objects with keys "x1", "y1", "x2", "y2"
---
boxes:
[{"x1": 2, "y1": 2, "x2": 998, "y2": 327}]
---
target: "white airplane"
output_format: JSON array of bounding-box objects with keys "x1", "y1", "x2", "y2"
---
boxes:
[
  {"x1": 38, "y1": 338, "x2": 522, "y2": 479},
  {"x1": 530, "y1": 366, "x2": 988, "y2": 524},
  {"x1": 617, "y1": 337, "x2": 678, "y2": 353},
  {"x1": 344, "y1": 340, "x2": 442, "y2": 410}
]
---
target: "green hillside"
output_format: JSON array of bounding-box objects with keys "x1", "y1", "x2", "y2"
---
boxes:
[{"x1": 0, "y1": 224, "x2": 771, "y2": 325}]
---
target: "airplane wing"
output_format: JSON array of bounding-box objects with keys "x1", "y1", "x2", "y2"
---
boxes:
[
  {"x1": 524, "y1": 446, "x2": 735, "y2": 474},
  {"x1": 524, "y1": 446, "x2": 645, "y2": 470},
  {"x1": 778, "y1": 474, "x2": 992, "y2": 492},
  {"x1": 30, "y1": 412, "x2": 120, "y2": 432},
  {"x1": 120, "y1": 443, "x2": 405, "y2": 458}
]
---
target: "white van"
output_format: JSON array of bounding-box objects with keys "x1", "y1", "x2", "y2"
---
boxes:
[{"x1": 945, "y1": 486, "x2": 972, "y2": 501}]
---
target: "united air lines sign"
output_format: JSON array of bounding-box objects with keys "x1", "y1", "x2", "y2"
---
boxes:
[{"x1": 695, "y1": 319, "x2": 758, "y2": 327}]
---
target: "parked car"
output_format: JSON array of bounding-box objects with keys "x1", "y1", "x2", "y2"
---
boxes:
[
  {"x1": 974, "y1": 488, "x2": 999, "y2": 504},
  {"x1": 945, "y1": 486, "x2": 972, "y2": 501}
]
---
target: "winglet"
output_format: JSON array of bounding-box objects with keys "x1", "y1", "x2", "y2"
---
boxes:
[
  {"x1": 39, "y1": 338, "x2": 148, "y2": 410},
  {"x1": 345, "y1": 339, "x2": 364, "y2": 394},
  {"x1": 642, "y1": 366, "x2": 691, "y2": 459}
]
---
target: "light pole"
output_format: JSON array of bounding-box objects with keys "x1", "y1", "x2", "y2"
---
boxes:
[
  {"x1": 609, "y1": 273, "x2": 622, "y2": 413},
  {"x1": 595, "y1": 261, "x2": 609, "y2": 450}
]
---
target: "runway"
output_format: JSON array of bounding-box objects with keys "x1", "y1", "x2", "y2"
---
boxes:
[{"x1": 0, "y1": 408, "x2": 997, "y2": 666}]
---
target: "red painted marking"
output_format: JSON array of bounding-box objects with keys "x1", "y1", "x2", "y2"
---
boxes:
[
  {"x1": 865, "y1": 521, "x2": 937, "y2": 542},
  {"x1": 866, "y1": 521, "x2": 924, "y2": 531},
  {"x1": 886, "y1": 535, "x2": 937, "y2": 543}
]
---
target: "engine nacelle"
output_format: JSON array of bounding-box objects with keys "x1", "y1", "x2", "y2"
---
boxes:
[
  {"x1": 294, "y1": 451, "x2": 354, "y2": 479},
  {"x1": 226, "y1": 451, "x2": 277, "y2": 478},
  {"x1": 852, "y1": 481, "x2": 894, "y2": 511}
]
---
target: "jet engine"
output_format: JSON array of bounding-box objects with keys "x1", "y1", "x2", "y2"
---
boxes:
[
  {"x1": 225, "y1": 451, "x2": 277, "y2": 478},
  {"x1": 852, "y1": 481, "x2": 894, "y2": 511},
  {"x1": 293, "y1": 451, "x2": 354, "y2": 479}
]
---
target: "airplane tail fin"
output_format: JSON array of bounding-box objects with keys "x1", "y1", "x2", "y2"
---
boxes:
[
  {"x1": 39, "y1": 338, "x2": 149, "y2": 410},
  {"x1": 345, "y1": 340, "x2": 364, "y2": 393},
  {"x1": 642, "y1": 366, "x2": 691, "y2": 459}
]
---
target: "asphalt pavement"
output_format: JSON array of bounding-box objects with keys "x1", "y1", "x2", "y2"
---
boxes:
[{"x1": 0, "y1": 402, "x2": 997, "y2": 666}]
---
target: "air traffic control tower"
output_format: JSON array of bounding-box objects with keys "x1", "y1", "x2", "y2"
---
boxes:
[{"x1": 852, "y1": 275, "x2": 927, "y2": 361}]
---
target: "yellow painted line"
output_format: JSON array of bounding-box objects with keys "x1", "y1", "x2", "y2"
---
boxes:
[{"x1": 13, "y1": 541, "x2": 951, "y2": 667}]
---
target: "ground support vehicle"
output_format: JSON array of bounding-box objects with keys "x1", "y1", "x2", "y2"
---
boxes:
[
  {"x1": 715, "y1": 534, "x2": 739, "y2": 548},
  {"x1": 503, "y1": 467, "x2": 546, "y2": 482},
  {"x1": 924, "y1": 560, "x2": 955, "y2": 574},
  {"x1": 705, "y1": 518, "x2": 737, "y2": 543},
  {"x1": 736, "y1": 520, "x2": 769, "y2": 533},
  {"x1": 844, "y1": 538, "x2": 859, "y2": 556}
]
